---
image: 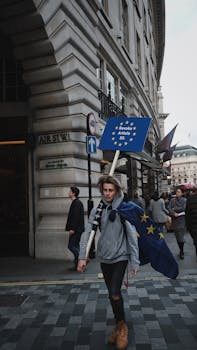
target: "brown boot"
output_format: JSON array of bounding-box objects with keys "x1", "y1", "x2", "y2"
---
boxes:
[
  {"x1": 116, "y1": 320, "x2": 128, "y2": 350},
  {"x1": 107, "y1": 323, "x2": 119, "y2": 344}
]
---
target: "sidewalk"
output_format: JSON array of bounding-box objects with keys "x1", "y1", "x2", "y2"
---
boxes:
[
  {"x1": 0, "y1": 272, "x2": 197, "y2": 349},
  {"x1": 0, "y1": 231, "x2": 196, "y2": 284},
  {"x1": 0, "y1": 232, "x2": 197, "y2": 350}
]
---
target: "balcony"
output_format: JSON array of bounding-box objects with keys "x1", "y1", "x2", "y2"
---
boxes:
[{"x1": 98, "y1": 89, "x2": 126, "y2": 121}]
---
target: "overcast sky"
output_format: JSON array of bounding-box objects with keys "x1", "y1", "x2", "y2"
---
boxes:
[{"x1": 160, "y1": 0, "x2": 197, "y2": 148}]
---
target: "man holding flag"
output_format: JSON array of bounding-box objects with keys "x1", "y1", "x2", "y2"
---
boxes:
[
  {"x1": 78, "y1": 175, "x2": 139, "y2": 350},
  {"x1": 77, "y1": 116, "x2": 179, "y2": 349}
]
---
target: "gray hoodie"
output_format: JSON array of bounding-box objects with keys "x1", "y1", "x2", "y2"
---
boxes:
[{"x1": 79, "y1": 192, "x2": 140, "y2": 270}]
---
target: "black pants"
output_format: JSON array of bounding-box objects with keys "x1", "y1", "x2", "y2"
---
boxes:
[
  {"x1": 190, "y1": 230, "x2": 197, "y2": 252},
  {"x1": 101, "y1": 260, "x2": 128, "y2": 322}
]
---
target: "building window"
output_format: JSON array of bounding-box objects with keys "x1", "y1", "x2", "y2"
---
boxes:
[
  {"x1": 145, "y1": 58, "x2": 149, "y2": 91},
  {"x1": 143, "y1": 6, "x2": 148, "y2": 44},
  {"x1": 136, "y1": 32, "x2": 141, "y2": 75},
  {"x1": 122, "y1": 0, "x2": 129, "y2": 51},
  {"x1": 98, "y1": 60, "x2": 128, "y2": 116},
  {"x1": 134, "y1": 0, "x2": 141, "y2": 19},
  {"x1": 106, "y1": 69, "x2": 117, "y2": 102},
  {"x1": 96, "y1": 59, "x2": 104, "y2": 91},
  {"x1": 119, "y1": 82, "x2": 127, "y2": 111},
  {"x1": 0, "y1": 57, "x2": 27, "y2": 102},
  {"x1": 98, "y1": 0, "x2": 108, "y2": 13},
  {"x1": 151, "y1": 75, "x2": 154, "y2": 101},
  {"x1": 143, "y1": 6, "x2": 147, "y2": 31}
]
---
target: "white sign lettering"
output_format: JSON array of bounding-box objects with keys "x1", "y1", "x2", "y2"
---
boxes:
[{"x1": 38, "y1": 132, "x2": 70, "y2": 145}]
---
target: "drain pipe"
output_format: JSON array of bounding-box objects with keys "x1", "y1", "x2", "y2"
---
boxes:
[{"x1": 29, "y1": 133, "x2": 36, "y2": 259}]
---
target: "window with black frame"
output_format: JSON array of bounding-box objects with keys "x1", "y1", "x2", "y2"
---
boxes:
[
  {"x1": 122, "y1": 0, "x2": 129, "y2": 51},
  {"x1": 0, "y1": 57, "x2": 27, "y2": 102}
]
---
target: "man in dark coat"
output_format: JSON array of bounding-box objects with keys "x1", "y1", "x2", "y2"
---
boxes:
[
  {"x1": 66, "y1": 187, "x2": 85, "y2": 270},
  {"x1": 185, "y1": 188, "x2": 197, "y2": 261}
]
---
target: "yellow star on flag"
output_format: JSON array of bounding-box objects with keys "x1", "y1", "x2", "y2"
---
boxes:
[
  {"x1": 141, "y1": 213, "x2": 149, "y2": 222},
  {"x1": 147, "y1": 225, "x2": 155, "y2": 234},
  {"x1": 136, "y1": 232, "x2": 140, "y2": 238},
  {"x1": 159, "y1": 232, "x2": 164, "y2": 239}
]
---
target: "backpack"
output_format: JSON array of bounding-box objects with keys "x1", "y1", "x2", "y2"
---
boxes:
[{"x1": 117, "y1": 201, "x2": 179, "y2": 279}]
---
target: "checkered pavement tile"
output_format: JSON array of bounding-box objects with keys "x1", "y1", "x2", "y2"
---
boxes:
[{"x1": 0, "y1": 278, "x2": 197, "y2": 349}]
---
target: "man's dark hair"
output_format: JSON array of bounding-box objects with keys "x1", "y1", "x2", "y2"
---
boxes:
[
  {"x1": 70, "y1": 186, "x2": 80, "y2": 198},
  {"x1": 152, "y1": 191, "x2": 159, "y2": 201}
]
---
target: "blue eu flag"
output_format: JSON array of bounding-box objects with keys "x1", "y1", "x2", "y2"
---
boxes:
[
  {"x1": 118, "y1": 201, "x2": 179, "y2": 279},
  {"x1": 99, "y1": 117, "x2": 151, "y2": 152}
]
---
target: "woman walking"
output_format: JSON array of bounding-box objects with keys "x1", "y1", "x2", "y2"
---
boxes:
[
  {"x1": 77, "y1": 175, "x2": 139, "y2": 350},
  {"x1": 168, "y1": 188, "x2": 187, "y2": 259},
  {"x1": 149, "y1": 191, "x2": 169, "y2": 233}
]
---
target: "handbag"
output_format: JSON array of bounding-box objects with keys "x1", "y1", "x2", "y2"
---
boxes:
[{"x1": 165, "y1": 215, "x2": 172, "y2": 231}]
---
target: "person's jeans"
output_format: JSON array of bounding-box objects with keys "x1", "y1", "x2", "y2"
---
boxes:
[
  {"x1": 68, "y1": 234, "x2": 80, "y2": 267},
  {"x1": 101, "y1": 260, "x2": 128, "y2": 322}
]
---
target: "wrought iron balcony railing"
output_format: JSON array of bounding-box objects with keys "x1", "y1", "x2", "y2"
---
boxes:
[{"x1": 98, "y1": 89, "x2": 126, "y2": 120}]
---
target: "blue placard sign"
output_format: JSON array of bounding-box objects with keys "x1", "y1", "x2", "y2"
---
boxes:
[
  {"x1": 86, "y1": 136, "x2": 97, "y2": 153},
  {"x1": 99, "y1": 117, "x2": 151, "y2": 152}
]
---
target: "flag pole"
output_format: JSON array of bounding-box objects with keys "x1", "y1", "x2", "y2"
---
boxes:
[
  {"x1": 85, "y1": 150, "x2": 120, "y2": 259},
  {"x1": 109, "y1": 150, "x2": 120, "y2": 175}
]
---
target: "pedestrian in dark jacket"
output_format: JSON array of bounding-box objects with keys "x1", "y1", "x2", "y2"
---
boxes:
[
  {"x1": 185, "y1": 188, "x2": 197, "y2": 261},
  {"x1": 66, "y1": 186, "x2": 84, "y2": 270},
  {"x1": 168, "y1": 188, "x2": 187, "y2": 259}
]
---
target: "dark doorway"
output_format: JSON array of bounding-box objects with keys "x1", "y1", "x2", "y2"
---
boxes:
[
  {"x1": 0, "y1": 31, "x2": 29, "y2": 256},
  {"x1": 0, "y1": 117, "x2": 29, "y2": 256}
]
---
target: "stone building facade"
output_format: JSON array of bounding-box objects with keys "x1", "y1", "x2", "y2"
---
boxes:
[
  {"x1": 0, "y1": 0, "x2": 165, "y2": 259},
  {"x1": 170, "y1": 145, "x2": 197, "y2": 190}
]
